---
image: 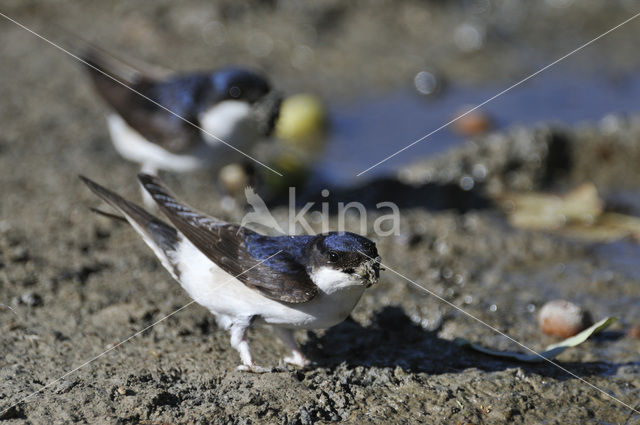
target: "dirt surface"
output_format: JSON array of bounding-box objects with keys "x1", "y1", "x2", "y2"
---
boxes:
[{"x1": 2, "y1": 1, "x2": 640, "y2": 424}]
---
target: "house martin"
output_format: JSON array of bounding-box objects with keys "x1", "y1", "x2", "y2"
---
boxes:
[
  {"x1": 80, "y1": 174, "x2": 381, "y2": 372},
  {"x1": 81, "y1": 48, "x2": 281, "y2": 204}
]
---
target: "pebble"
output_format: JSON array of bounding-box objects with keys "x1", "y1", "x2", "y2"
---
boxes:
[
  {"x1": 56, "y1": 380, "x2": 76, "y2": 394},
  {"x1": 453, "y1": 22, "x2": 485, "y2": 52},
  {"x1": 414, "y1": 70, "x2": 442, "y2": 96},
  {"x1": 218, "y1": 164, "x2": 249, "y2": 196},
  {"x1": 15, "y1": 292, "x2": 42, "y2": 307},
  {"x1": 299, "y1": 407, "x2": 312, "y2": 425},
  {"x1": 537, "y1": 300, "x2": 592, "y2": 338},
  {"x1": 452, "y1": 108, "x2": 492, "y2": 137},
  {"x1": 627, "y1": 325, "x2": 640, "y2": 339}
]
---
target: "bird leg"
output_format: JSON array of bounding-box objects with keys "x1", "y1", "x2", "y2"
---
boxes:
[
  {"x1": 230, "y1": 323, "x2": 270, "y2": 373},
  {"x1": 273, "y1": 327, "x2": 310, "y2": 368}
]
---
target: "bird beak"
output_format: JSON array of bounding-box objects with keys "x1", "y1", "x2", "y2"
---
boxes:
[
  {"x1": 355, "y1": 256, "x2": 382, "y2": 288},
  {"x1": 253, "y1": 90, "x2": 283, "y2": 136}
]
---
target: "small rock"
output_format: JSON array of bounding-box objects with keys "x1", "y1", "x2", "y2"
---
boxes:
[
  {"x1": 218, "y1": 163, "x2": 250, "y2": 196},
  {"x1": 299, "y1": 408, "x2": 312, "y2": 425},
  {"x1": 537, "y1": 300, "x2": 592, "y2": 338},
  {"x1": 19, "y1": 292, "x2": 43, "y2": 307},
  {"x1": 453, "y1": 108, "x2": 492, "y2": 137},
  {"x1": 627, "y1": 325, "x2": 640, "y2": 339},
  {"x1": 414, "y1": 70, "x2": 443, "y2": 96},
  {"x1": 56, "y1": 380, "x2": 76, "y2": 394},
  {"x1": 454, "y1": 22, "x2": 485, "y2": 52},
  {"x1": 9, "y1": 246, "x2": 30, "y2": 263}
]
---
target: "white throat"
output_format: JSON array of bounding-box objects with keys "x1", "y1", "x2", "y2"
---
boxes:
[
  {"x1": 198, "y1": 100, "x2": 255, "y2": 146},
  {"x1": 310, "y1": 266, "x2": 364, "y2": 295}
]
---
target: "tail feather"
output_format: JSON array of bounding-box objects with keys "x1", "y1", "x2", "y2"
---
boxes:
[
  {"x1": 80, "y1": 176, "x2": 181, "y2": 278},
  {"x1": 89, "y1": 207, "x2": 127, "y2": 222}
]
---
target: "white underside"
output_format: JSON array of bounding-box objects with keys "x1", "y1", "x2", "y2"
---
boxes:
[
  {"x1": 107, "y1": 114, "x2": 206, "y2": 173},
  {"x1": 198, "y1": 100, "x2": 257, "y2": 150},
  {"x1": 107, "y1": 99, "x2": 258, "y2": 173},
  {"x1": 174, "y1": 238, "x2": 366, "y2": 331}
]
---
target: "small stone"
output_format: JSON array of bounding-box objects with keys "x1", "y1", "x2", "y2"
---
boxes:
[
  {"x1": 117, "y1": 386, "x2": 127, "y2": 395},
  {"x1": 453, "y1": 108, "x2": 492, "y2": 137},
  {"x1": 9, "y1": 246, "x2": 29, "y2": 263},
  {"x1": 453, "y1": 22, "x2": 485, "y2": 52},
  {"x1": 299, "y1": 408, "x2": 312, "y2": 425},
  {"x1": 414, "y1": 70, "x2": 442, "y2": 96},
  {"x1": 537, "y1": 300, "x2": 592, "y2": 338},
  {"x1": 627, "y1": 325, "x2": 640, "y2": 339},
  {"x1": 218, "y1": 164, "x2": 249, "y2": 196},
  {"x1": 460, "y1": 176, "x2": 475, "y2": 191},
  {"x1": 19, "y1": 292, "x2": 42, "y2": 307},
  {"x1": 56, "y1": 380, "x2": 76, "y2": 394}
]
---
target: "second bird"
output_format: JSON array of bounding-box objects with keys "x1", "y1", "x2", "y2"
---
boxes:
[{"x1": 83, "y1": 48, "x2": 281, "y2": 179}]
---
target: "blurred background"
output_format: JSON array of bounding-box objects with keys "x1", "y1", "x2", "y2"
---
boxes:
[{"x1": 2, "y1": 0, "x2": 639, "y2": 191}]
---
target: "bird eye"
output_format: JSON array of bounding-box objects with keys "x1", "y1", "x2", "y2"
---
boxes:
[{"x1": 328, "y1": 251, "x2": 339, "y2": 262}]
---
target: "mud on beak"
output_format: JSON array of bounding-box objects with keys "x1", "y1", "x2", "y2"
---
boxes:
[{"x1": 355, "y1": 256, "x2": 382, "y2": 288}]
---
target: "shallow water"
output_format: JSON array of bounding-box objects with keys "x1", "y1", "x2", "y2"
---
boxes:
[{"x1": 315, "y1": 71, "x2": 640, "y2": 184}]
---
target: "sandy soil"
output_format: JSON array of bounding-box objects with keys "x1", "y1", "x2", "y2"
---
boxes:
[{"x1": 1, "y1": 1, "x2": 640, "y2": 424}]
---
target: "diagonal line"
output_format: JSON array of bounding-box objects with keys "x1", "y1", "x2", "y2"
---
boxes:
[
  {"x1": 358, "y1": 251, "x2": 640, "y2": 417},
  {"x1": 0, "y1": 250, "x2": 283, "y2": 416},
  {"x1": 0, "y1": 12, "x2": 283, "y2": 177},
  {"x1": 356, "y1": 10, "x2": 640, "y2": 177}
]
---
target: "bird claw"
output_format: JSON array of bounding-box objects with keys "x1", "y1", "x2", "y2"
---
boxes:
[
  {"x1": 283, "y1": 353, "x2": 311, "y2": 368},
  {"x1": 235, "y1": 364, "x2": 272, "y2": 373}
]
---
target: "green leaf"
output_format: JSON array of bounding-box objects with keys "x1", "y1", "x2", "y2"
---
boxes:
[{"x1": 454, "y1": 317, "x2": 616, "y2": 363}]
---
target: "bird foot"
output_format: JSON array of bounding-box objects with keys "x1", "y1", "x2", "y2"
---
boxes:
[
  {"x1": 235, "y1": 364, "x2": 273, "y2": 373},
  {"x1": 283, "y1": 352, "x2": 311, "y2": 368}
]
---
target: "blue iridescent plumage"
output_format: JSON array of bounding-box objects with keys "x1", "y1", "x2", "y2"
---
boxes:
[
  {"x1": 244, "y1": 234, "x2": 314, "y2": 273},
  {"x1": 243, "y1": 232, "x2": 377, "y2": 274}
]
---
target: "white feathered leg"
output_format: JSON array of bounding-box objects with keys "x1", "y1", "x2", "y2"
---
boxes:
[
  {"x1": 230, "y1": 322, "x2": 270, "y2": 373},
  {"x1": 273, "y1": 327, "x2": 310, "y2": 368}
]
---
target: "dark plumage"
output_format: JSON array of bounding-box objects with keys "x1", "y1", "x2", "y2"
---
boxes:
[{"x1": 83, "y1": 51, "x2": 279, "y2": 153}]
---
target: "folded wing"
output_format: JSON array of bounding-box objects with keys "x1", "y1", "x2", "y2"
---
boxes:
[
  {"x1": 139, "y1": 174, "x2": 318, "y2": 303},
  {"x1": 82, "y1": 48, "x2": 201, "y2": 153}
]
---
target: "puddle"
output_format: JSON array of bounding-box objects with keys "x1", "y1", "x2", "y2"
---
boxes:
[
  {"x1": 593, "y1": 240, "x2": 640, "y2": 282},
  {"x1": 313, "y1": 71, "x2": 640, "y2": 185}
]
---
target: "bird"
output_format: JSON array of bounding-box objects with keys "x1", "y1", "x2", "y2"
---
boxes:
[
  {"x1": 80, "y1": 174, "x2": 382, "y2": 372},
  {"x1": 81, "y1": 47, "x2": 281, "y2": 205}
]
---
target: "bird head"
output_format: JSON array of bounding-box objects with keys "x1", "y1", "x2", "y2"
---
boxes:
[{"x1": 305, "y1": 232, "x2": 381, "y2": 290}]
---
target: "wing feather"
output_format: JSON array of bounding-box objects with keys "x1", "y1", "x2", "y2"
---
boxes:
[
  {"x1": 139, "y1": 174, "x2": 318, "y2": 303},
  {"x1": 82, "y1": 49, "x2": 200, "y2": 153}
]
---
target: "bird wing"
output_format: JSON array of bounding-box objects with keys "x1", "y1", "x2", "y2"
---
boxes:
[
  {"x1": 82, "y1": 48, "x2": 201, "y2": 153},
  {"x1": 79, "y1": 176, "x2": 182, "y2": 281},
  {"x1": 139, "y1": 174, "x2": 318, "y2": 303}
]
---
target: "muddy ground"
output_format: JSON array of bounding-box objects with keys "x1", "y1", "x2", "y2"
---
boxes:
[{"x1": 1, "y1": 1, "x2": 640, "y2": 424}]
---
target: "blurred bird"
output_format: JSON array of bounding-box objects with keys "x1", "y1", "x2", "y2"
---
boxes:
[
  {"x1": 81, "y1": 47, "x2": 281, "y2": 205},
  {"x1": 80, "y1": 174, "x2": 382, "y2": 372}
]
